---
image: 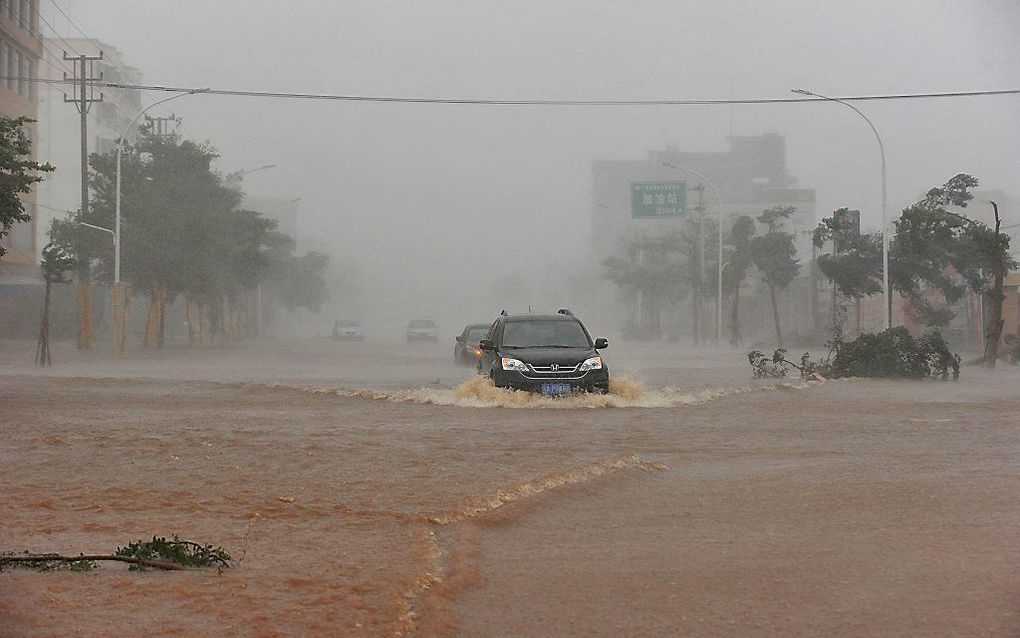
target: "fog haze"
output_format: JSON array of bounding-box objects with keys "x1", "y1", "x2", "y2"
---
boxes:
[{"x1": 46, "y1": 0, "x2": 1020, "y2": 337}]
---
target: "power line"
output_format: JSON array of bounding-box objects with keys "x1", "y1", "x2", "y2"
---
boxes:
[
  {"x1": 8, "y1": 75, "x2": 1020, "y2": 106},
  {"x1": 97, "y1": 83, "x2": 1020, "y2": 105}
]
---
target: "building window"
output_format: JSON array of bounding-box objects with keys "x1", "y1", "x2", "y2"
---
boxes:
[
  {"x1": 24, "y1": 0, "x2": 34, "y2": 34},
  {"x1": 4, "y1": 43, "x2": 12, "y2": 91},
  {"x1": 15, "y1": 48, "x2": 22, "y2": 96},
  {"x1": 26, "y1": 57, "x2": 32, "y2": 100}
]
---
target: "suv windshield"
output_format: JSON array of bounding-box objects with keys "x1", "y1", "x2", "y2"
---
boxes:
[
  {"x1": 502, "y1": 320, "x2": 591, "y2": 349},
  {"x1": 466, "y1": 327, "x2": 488, "y2": 341},
  {"x1": 335, "y1": 320, "x2": 358, "y2": 327},
  {"x1": 408, "y1": 320, "x2": 436, "y2": 328}
]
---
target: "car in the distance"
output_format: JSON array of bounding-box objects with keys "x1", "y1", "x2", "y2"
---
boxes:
[
  {"x1": 406, "y1": 319, "x2": 439, "y2": 343},
  {"x1": 454, "y1": 323, "x2": 491, "y2": 365},
  {"x1": 477, "y1": 309, "x2": 609, "y2": 395},
  {"x1": 332, "y1": 320, "x2": 365, "y2": 341}
]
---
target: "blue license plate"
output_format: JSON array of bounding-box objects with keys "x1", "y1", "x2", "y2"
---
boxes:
[{"x1": 540, "y1": 383, "x2": 572, "y2": 396}]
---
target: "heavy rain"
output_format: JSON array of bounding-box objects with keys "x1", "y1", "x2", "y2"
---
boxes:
[{"x1": 1, "y1": 1, "x2": 1019, "y2": 636}]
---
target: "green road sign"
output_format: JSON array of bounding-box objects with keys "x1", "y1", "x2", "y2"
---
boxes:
[{"x1": 631, "y1": 181, "x2": 687, "y2": 219}]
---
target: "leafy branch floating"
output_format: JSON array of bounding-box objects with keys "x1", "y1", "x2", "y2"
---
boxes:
[{"x1": 1, "y1": 536, "x2": 231, "y2": 572}]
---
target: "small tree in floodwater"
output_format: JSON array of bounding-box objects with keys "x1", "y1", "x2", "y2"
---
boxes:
[{"x1": 35, "y1": 243, "x2": 75, "y2": 366}]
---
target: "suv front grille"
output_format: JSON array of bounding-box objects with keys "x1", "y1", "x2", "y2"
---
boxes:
[{"x1": 529, "y1": 364, "x2": 579, "y2": 373}]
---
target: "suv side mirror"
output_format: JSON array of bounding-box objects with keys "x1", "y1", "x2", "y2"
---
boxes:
[
  {"x1": 479, "y1": 339, "x2": 494, "y2": 351},
  {"x1": 594, "y1": 338, "x2": 609, "y2": 349},
  {"x1": 456, "y1": 336, "x2": 464, "y2": 343}
]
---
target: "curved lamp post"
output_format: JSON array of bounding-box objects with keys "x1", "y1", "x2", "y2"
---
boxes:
[
  {"x1": 792, "y1": 88, "x2": 890, "y2": 329},
  {"x1": 662, "y1": 162, "x2": 725, "y2": 347},
  {"x1": 112, "y1": 88, "x2": 209, "y2": 353}
]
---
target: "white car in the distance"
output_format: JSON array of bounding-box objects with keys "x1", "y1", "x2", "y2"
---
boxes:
[
  {"x1": 332, "y1": 320, "x2": 365, "y2": 341},
  {"x1": 406, "y1": 319, "x2": 439, "y2": 343}
]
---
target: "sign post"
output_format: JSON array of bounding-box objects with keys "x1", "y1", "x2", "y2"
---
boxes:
[{"x1": 631, "y1": 181, "x2": 688, "y2": 219}]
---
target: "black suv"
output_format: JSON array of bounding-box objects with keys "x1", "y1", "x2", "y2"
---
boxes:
[{"x1": 478, "y1": 310, "x2": 609, "y2": 395}]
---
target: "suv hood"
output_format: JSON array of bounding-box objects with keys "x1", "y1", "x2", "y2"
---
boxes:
[{"x1": 499, "y1": 346, "x2": 597, "y2": 366}]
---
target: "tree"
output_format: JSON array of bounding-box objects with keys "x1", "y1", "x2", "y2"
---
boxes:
[
  {"x1": 723, "y1": 215, "x2": 756, "y2": 345},
  {"x1": 813, "y1": 208, "x2": 882, "y2": 336},
  {"x1": 602, "y1": 232, "x2": 686, "y2": 338},
  {"x1": 981, "y1": 201, "x2": 1010, "y2": 368},
  {"x1": 890, "y1": 174, "x2": 1015, "y2": 332},
  {"x1": 0, "y1": 116, "x2": 54, "y2": 259},
  {"x1": 750, "y1": 206, "x2": 800, "y2": 347},
  {"x1": 35, "y1": 243, "x2": 75, "y2": 366}
]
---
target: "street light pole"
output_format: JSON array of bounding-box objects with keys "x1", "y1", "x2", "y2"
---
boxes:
[
  {"x1": 662, "y1": 162, "x2": 725, "y2": 347},
  {"x1": 112, "y1": 88, "x2": 208, "y2": 353},
  {"x1": 792, "y1": 88, "x2": 890, "y2": 329}
]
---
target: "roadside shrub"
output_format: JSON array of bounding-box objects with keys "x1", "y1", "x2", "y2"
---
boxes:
[{"x1": 748, "y1": 327, "x2": 960, "y2": 380}]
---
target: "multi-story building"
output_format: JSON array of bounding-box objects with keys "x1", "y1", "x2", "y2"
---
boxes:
[
  {"x1": 592, "y1": 134, "x2": 816, "y2": 258},
  {"x1": 35, "y1": 39, "x2": 143, "y2": 246},
  {"x1": 0, "y1": 0, "x2": 42, "y2": 280},
  {"x1": 592, "y1": 134, "x2": 820, "y2": 341}
]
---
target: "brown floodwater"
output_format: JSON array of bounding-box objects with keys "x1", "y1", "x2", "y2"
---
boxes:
[{"x1": 1, "y1": 340, "x2": 1018, "y2": 636}]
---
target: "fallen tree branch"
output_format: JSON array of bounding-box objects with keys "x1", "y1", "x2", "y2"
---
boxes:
[{"x1": 1, "y1": 553, "x2": 183, "y2": 571}]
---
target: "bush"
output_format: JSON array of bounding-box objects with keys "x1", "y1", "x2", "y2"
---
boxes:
[
  {"x1": 748, "y1": 327, "x2": 961, "y2": 380},
  {"x1": 830, "y1": 327, "x2": 959, "y2": 380}
]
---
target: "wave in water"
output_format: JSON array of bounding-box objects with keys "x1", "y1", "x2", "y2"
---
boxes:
[{"x1": 299, "y1": 375, "x2": 815, "y2": 409}]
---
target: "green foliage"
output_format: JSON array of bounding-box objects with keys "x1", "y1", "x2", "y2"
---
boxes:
[
  {"x1": 890, "y1": 174, "x2": 1016, "y2": 327},
  {"x1": 828, "y1": 327, "x2": 960, "y2": 380},
  {"x1": 723, "y1": 215, "x2": 756, "y2": 292},
  {"x1": 749, "y1": 327, "x2": 961, "y2": 380},
  {"x1": 813, "y1": 208, "x2": 883, "y2": 300},
  {"x1": 0, "y1": 116, "x2": 55, "y2": 259},
  {"x1": 115, "y1": 535, "x2": 231, "y2": 570},
  {"x1": 40, "y1": 242, "x2": 75, "y2": 284},
  {"x1": 747, "y1": 349, "x2": 792, "y2": 378},
  {"x1": 51, "y1": 127, "x2": 330, "y2": 330}
]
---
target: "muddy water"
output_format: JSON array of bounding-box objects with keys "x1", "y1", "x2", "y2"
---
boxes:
[{"x1": 1, "y1": 341, "x2": 1018, "y2": 636}]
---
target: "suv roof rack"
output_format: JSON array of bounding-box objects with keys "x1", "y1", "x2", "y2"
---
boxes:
[{"x1": 557, "y1": 308, "x2": 574, "y2": 316}]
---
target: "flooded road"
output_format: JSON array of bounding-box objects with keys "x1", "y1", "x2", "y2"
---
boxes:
[{"x1": 1, "y1": 340, "x2": 1018, "y2": 636}]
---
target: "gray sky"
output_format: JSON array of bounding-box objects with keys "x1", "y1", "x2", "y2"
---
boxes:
[{"x1": 44, "y1": 0, "x2": 1020, "y2": 332}]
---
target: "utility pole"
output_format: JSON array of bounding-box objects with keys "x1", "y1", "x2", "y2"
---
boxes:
[
  {"x1": 64, "y1": 52, "x2": 103, "y2": 350},
  {"x1": 693, "y1": 184, "x2": 705, "y2": 345},
  {"x1": 144, "y1": 113, "x2": 181, "y2": 142}
]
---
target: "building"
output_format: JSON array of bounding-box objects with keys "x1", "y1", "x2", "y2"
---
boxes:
[
  {"x1": 591, "y1": 134, "x2": 819, "y2": 342},
  {"x1": 0, "y1": 0, "x2": 42, "y2": 279},
  {"x1": 592, "y1": 134, "x2": 816, "y2": 259},
  {"x1": 35, "y1": 39, "x2": 143, "y2": 246}
]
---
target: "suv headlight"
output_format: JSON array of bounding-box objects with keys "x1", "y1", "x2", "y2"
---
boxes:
[
  {"x1": 501, "y1": 357, "x2": 529, "y2": 372},
  {"x1": 579, "y1": 356, "x2": 603, "y2": 371}
]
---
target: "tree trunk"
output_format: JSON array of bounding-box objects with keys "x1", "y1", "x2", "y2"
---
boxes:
[
  {"x1": 186, "y1": 292, "x2": 195, "y2": 346},
  {"x1": 144, "y1": 284, "x2": 160, "y2": 348},
  {"x1": 36, "y1": 279, "x2": 52, "y2": 366},
  {"x1": 199, "y1": 303, "x2": 208, "y2": 346},
  {"x1": 769, "y1": 283, "x2": 783, "y2": 348},
  {"x1": 984, "y1": 202, "x2": 1005, "y2": 368},
  {"x1": 729, "y1": 282, "x2": 741, "y2": 346},
  {"x1": 157, "y1": 283, "x2": 167, "y2": 349}
]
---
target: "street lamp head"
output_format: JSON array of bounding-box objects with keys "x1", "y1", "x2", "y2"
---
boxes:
[{"x1": 791, "y1": 88, "x2": 812, "y2": 96}]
